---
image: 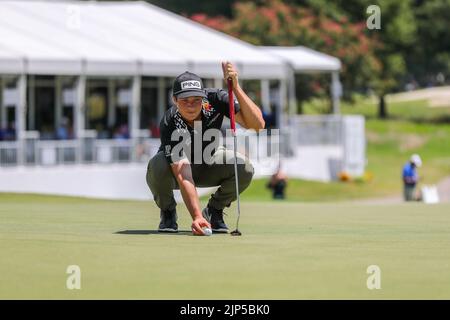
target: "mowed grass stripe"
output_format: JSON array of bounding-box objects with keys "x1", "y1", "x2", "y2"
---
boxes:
[{"x1": 1, "y1": 193, "x2": 449, "y2": 299}]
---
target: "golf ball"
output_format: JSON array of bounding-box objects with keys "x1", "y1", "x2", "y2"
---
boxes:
[{"x1": 202, "y1": 227, "x2": 212, "y2": 236}]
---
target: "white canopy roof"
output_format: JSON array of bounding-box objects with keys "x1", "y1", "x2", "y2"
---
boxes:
[
  {"x1": 0, "y1": 0, "x2": 286, "y2": 78},
  {"x1": 262, "y1": 46, "x2": 341, "y2": 72}
]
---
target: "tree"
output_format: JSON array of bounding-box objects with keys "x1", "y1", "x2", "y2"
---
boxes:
[
  {"x1": 410, "y1": 0, "x2": 450, "y2": 86},
  {"x1": 287, "y1": 0, "x2": 417, "y2": 118},
  {"x1": 190, "y1": 0, "x2": 380, "y2": 111},
  {"x1": 289, "y1": 0, "x2": 418, "y2": 118},
  {"x1": 146, "y1": 0, "x2": 236, "y2": 18},
  {"x1": 370, "y1": 0, "x2": 417, "y2": 118},
  {"x1": 150, "y1": 0, "x2": 441, "y2": 119}
]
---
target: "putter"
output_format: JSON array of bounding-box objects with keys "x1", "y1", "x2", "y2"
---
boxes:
[{"x1": 227, "y1": 78, "x2": 242, "y2": 237}]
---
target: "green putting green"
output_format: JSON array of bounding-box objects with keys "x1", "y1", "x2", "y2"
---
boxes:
[{"x1": 1, "y1": 193, "x2": 449, "y2": 299}]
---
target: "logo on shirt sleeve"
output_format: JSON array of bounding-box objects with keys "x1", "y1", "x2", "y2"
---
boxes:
[
  {"x1": 202, "y1": 100, "x2": 211, "y2": 111},
  {"x1": 202, "y1": 98, "x2": 215, "y2": 118}
]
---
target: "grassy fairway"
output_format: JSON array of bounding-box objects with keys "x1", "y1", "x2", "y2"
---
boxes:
[
  {"x1": 1, "y1": 193, "x2": 449, "y2": 299},
  {"x1": 242, "y1": 98, "x2": 450, "y2": 202}
]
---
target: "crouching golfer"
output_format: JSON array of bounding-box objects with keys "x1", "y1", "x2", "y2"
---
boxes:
[{"x1": 146, "y1": 62, "x2": 265, "y2": 235}]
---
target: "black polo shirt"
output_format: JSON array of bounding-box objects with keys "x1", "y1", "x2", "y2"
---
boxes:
[{"x1": 158, "y1": 88, "x2": 240, "y2": 164}]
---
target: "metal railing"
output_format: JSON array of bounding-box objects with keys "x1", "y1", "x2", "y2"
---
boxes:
[
  {"x1": 288, "y1": 115, "x2": 344, "y2": 146},
  {"x1": 1, "y1": 134, "x2": 282, "y2": 167},
  {"x1": 0, "y1": 132, "x2": 161, "y2": 167},
  {"x1": 0, "y1": 141, "x2": 18, "y2": 167},
  {"x1": 0, "y1": 116, "x2": 362, "y2": 169},
  {"x1": 37, "y1": 140, "x2": 80, "y2": 165}
]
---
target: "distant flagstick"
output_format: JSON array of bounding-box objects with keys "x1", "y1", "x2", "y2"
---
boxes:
[{"x1": 228, "y1": 78, "x2": 242, "y2": 237}]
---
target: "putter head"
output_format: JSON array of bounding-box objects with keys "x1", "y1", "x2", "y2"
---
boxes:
[{"x1": 230, "y1": 229, "x2": 242, "y2": 236}]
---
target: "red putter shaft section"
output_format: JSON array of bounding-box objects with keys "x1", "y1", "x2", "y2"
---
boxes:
[{"x1": 227, "y1": 79, "x2": 236, "y2": 133}]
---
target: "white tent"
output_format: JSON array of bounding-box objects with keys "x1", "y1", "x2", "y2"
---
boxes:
[
  {"x1": 262, "y1": 46, "x2": 342, "y2": 114},
  {"x1": 262, "y1": 46, "x2": 341, "y2": 72},
  {"x1": 0, "y1": 0, "x2": 290, "y2": 145},
  {"x1": 0, "y1": 0, "x2": 358, "y2": 192},
  {"x1": 0, "y1": 0, "x2": 343, "y2": 145},
  {"x1": 0, "y1": 0, "x2": 286, "y2": 78}
]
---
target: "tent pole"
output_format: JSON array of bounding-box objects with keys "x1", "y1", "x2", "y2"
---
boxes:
[
  {"x1": 28, "y1": 75, "x2": 35, "y2": 131},
  {"x1": 261, "y1": 79, "x2": 270, "y2": 113},
  {"x1": 74, "y1": 75, "x2": 86, "y2": 137},
  {"x1": 157, "y1": 77, "x2": 166, "y2": 127},
  {"x1": 331, "y1": 71, "x2": 341, "y2": 114},
  {"x1": 16, "y1": 73, "x2": 27, "y2": 165},
  {"x1": 130, "y1": 75, "x2": 141, "y2": 135},
  {"x1": 55, "y1": 75, "x2": 62, "y2": 133},
  {"x1": 0, "y1": 77, "x2": 5, "y2": 129},
  {"x1": 277, "y1": 78, "x2": 287, "y2": 128},
  {"x1": 74, "y1": 74, "x2": 86, "y2": 162},
  {"x1": 107, "y1": 78, "x2": 115, "y2": 130},
  {"x1": 288, "y1": 67, "x2": 296, "y2": 118}
]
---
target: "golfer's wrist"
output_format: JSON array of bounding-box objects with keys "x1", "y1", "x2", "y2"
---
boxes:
[
  {"x1": 192, "y1": 210, "x2": 203, "y2": 220},
  {"x1": 233, "y1": 79, "x2": 240, "y2": 91}
]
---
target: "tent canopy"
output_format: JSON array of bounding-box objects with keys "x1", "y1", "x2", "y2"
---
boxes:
[
  {"x1": 0, "y1": 0, "x2": 286, "y2": 78},
  {"x1": 262, "y1": 46, "x2": 341, "y2": 72}
]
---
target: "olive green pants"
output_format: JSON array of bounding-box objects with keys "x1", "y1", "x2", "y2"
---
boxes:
[{"x1": 146, "y1": 146, "x2": 254, "y2": 211}]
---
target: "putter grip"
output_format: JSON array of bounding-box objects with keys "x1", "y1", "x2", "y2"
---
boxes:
[{"x1": 227, "y1": 79, "x2": 236, "y2": 133}]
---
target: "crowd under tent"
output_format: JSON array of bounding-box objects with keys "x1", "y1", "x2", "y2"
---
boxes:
[{"x1": 0, "y1": 0, "x2": 287, "y2": 145}]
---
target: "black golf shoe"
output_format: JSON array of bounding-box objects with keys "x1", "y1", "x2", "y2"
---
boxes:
[
  {"x1": 158, "y1": 209, "x2": 178, "y2": 233},
  {"x1": 202, "y1": 206, "x2": 229, "y2": 233}
]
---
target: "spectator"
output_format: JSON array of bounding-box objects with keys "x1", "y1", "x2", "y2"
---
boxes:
[
  {"x1": 4, "y1": 122, "x2": 16, "y2": 141},
  {"x1": 56, "y1": 117, "x2": 70, "y2": 140},
  {"x1": 149, "y1": 119, "x2": 160, "y2": 138},
  {"x1": 113, "y1": 123, "x2": 129, "y2": 140},
  {"x1": 402, "y1": 154, "x2": 422, "y2": 201},
  {"x1": 267, "y1": 164, "x2": 288, "y2": 199},
  {"x1": 262, "y1": 105, "x2": 277, "y2": 129},
  {"x1": 96, "y1": 124, "x2": 110, "y2": 139}
]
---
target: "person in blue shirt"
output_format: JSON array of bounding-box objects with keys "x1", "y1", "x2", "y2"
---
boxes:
[
  {"x1": 402, "y1": 154, "x2": 422, "y2": 201},
  {"x1": 56, "y1": 117, "x2": 71, "y2": 140}
]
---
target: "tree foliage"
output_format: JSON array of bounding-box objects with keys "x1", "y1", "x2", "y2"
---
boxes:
[
  {"x1": 191, "y1": 0, "x2": 381, "y2": 102},
  {"x1": 142, "y1": 0, "x2": 450, "y2": 118}
]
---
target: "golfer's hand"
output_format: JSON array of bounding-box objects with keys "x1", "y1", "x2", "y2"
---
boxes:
[
  {"x1": 221, "y1": 61, "x2": 239, "y2": 89},
  {"x1": 191, "y1": 217, "x2": 211, "y2": 236}
]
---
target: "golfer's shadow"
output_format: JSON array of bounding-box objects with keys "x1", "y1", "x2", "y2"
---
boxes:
[{"x1": 115, "y1": 230, "x2": 193, "y2": 236}]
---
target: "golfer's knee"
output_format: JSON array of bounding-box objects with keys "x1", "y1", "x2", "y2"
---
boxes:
[
  {"x1": 147, "y1": 152, "x2": 172, "y2": 188},
  {"x1": 238, "y1": 162, "x2": 254, "y2": 187}
]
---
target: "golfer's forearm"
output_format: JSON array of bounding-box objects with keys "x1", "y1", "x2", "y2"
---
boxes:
[
  {"x1": 171, "y1": 162, "x2": 202, "y2": 220},
  {"x1": 234, "y1": 84, "x2": 265, "y2": 130},
  {"x1": 178, "y1": 179, "x2": 202, "y2": 220}
]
